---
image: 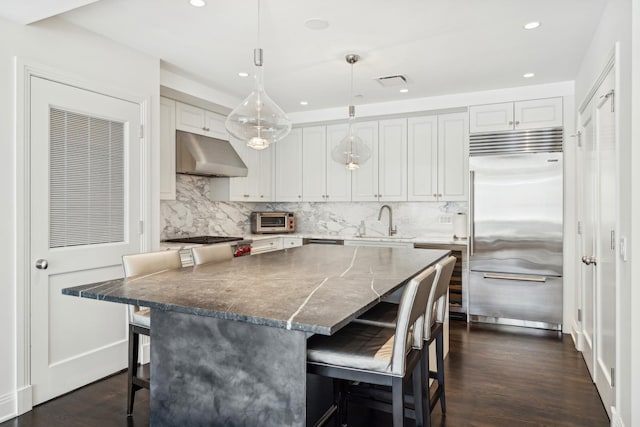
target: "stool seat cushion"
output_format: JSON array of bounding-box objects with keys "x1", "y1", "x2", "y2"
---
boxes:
[{"x1": 308, "y1": 322, "x2": 412, "y2": 376}]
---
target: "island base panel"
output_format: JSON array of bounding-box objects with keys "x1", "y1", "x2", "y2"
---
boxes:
[{"x1": 150, "y1": 310, "x2": 307, "y2": 426}]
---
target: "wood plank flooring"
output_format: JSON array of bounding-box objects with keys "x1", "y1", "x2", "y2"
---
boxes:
[{"x1": 2, "y1": 321, "x2": 608, "y2": 427}]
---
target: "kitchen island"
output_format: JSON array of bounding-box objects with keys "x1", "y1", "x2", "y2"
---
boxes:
[{"x1": 63, "y1": 244, "x2": 449, "y2": 426}]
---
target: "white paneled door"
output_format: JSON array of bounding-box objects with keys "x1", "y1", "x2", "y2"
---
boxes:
[
  {"x1": 594, "y1": 68, "x2": 616, "y2": 415},
  {"x1": 29, "y1": 77, "x2": 141, "y2": 404},
  {"x1": 579, "y1": 100, "x2": 596, "y2": 378},
  {"x1": 578, "y1": 66, "x2": 616, "y2": 418}
]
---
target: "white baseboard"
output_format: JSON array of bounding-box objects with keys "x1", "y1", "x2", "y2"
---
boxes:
[
  {"x1": 571, "y1": 320, "x2": 583, "y2": 351},
  {"x1": 610, "y1": 407, "x2": 625, "y2": 427},
  {"x1": 0, "y1": 391, "x2": 16, "y2": 423},
  {"x1": 16, "y1": 385, "x2": 32, "y2": 416}
]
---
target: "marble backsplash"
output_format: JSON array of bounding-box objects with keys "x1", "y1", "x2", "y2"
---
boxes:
[{"x1": 160, "y1": 175, "x2": 467, "y2": 240}]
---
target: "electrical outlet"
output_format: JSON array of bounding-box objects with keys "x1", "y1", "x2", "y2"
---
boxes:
[{"x1": 439, "y1": 215, "x2": 452, "y2": 224}]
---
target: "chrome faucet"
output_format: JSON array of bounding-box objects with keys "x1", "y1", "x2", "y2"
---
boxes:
[{"x1": 378, "y1": 204, "x2": 397, "y2": 236}]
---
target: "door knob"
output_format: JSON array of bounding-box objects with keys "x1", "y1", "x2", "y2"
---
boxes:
[
  {"x1": 35, "y1": 259, "x2": 49, "y2": 270},
  {"x1": 581, "y1": 256, "x2": 597, "y2": 266}
]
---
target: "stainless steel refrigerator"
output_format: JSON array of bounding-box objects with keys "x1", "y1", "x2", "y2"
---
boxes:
[{"x1": 468, "y1": 128, "x2": 563, "y2": 330}]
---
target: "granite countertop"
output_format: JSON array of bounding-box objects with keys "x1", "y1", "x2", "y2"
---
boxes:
[
  {"x1": 63, "y1": 245, "x2": 449, "y2": 336},
  {"x1": 244, "y1": 233, "x2": 467, "y2": 246}
]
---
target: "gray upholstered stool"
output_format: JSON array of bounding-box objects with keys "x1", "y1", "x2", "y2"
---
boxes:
[
  {"x1": 191, "y1": 244, "x2": 233, "y2": 266},
  {"x1": 352, "y1": 255, "x2": 457, "y2": 426},
  {"x1": 307, "y1": 266, "x2": 437, "y2": 427},
  {"x1": 121, "y1": 250, "x2": 182, "y2": 416}
]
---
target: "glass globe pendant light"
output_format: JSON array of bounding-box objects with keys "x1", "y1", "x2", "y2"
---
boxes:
[
  {"x1": 225, "y1": 0, "x2": 291, "y2": 150},
  {"x1": 331, "y1": 54, "x2": 371, "y2": 170}
]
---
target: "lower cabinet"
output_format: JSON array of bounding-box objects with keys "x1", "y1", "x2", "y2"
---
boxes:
[
  {"x1": 282, "y1": 237, "x2": 303, "y2": 248},
  {"x1": 343, "y1": 239, "x2": 413, "y2": 248},
  {"x1": 251, "y1": 237, "x2": 283, "y2": 255}
]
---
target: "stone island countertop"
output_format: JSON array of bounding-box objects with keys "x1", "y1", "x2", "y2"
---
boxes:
[{"x1": 63, "y1": 244, "x2": 450, "y2": 336}]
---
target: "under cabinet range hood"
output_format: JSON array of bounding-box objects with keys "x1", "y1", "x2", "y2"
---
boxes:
[{"x1": 176, "y1": 130, "x2": 248, "y2": 177}]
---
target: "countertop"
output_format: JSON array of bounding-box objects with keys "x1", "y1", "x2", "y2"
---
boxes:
[
  {"x1": 244, "y1": 233, "x2": 467, "y2": 246},
  {"x1": 63, "y1": 245, "x2": 450, "y2": 335}
]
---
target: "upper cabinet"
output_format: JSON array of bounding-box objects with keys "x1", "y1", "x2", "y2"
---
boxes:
[
  {"x1": 226, "y1": 139, "x2": 273, "y2": 202},
  {"x1": 175, "y1": 101, "x2": 227, "y2": 139},
  {"x1": 469, "y1": 97, "x2": 562, "y2": 133},
  {"x1": 160, "y1": 97, "x2": 177, "y2": 200},
  {"x1": 352, "y1": 119, "x2": 407, "y2": 202},
  {"x1": 407, "y1": 112, "x2": 468, "y2": 202},
  {"x1": 274, "y1": 128, "x2": 303, "y2": 202}
]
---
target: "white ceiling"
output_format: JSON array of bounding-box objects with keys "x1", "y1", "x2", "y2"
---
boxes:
[{"x1": 5, "y1": 0, "x2": 608, "y2": 113}]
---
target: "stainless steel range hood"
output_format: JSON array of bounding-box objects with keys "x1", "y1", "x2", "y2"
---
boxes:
[{"x1": 176, "y1": 130, "x2": 248, "y2": 177}]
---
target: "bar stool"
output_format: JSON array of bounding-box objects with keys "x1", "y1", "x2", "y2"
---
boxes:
[
  {"x1": 121, "y1": 250, "x2": 182, "y2": 416},
  {"x1": 191, "y1": 244, "x2": 233, "y2": 266},
  {"x1": 352, "y1": 255, "x2": 457, "y2": 425},
  {"x1": 307, "y1": 266, "x2": 437, "y2": 427}
]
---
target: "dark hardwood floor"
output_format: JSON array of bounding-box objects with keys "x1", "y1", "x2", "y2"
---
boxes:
[{"x1": 2, "y1": 321, "x2": 608, "y2": 427}]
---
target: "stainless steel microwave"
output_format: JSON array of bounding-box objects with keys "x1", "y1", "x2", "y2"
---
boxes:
[{"x1": 251, "y1": 212, "x2": 295, "y2": 234}]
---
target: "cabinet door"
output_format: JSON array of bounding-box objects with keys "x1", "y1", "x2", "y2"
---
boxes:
[
  {"x1": 175, "y1": 101, "x2": 206, "y2": 135},
  {"x1": 514, "y1": 97, "x2": 563, "y2": 130},
  {"x1": 255, "y1": 148, "x2": 273, "y2": 201},
  {"x1": 349, "y1": 121, "x2": 379, "y2": 202},
  {"x1": 469, "y1": 102, "x2": 514, "y2": 133},
  {"x1": 378, "y1": 118, "x2": 407, "y2": 201},
  {"x1": 302, "y1": 126, "x2": 327, "y2": 202},
  {"x1": 160, "y1": 97, "x2": 176, "y2": 200},
  {"x1": 408, "y1": 116, "x2": 438, "y2": 201},
  {"x1": 325, "y1": 124, "x2": 353, "y2": 202},
  {"x1": 228, "y1": 139, "x2": 251, "y2": 201},
  {"x1": 438, "y1": 112, "x2": 468, "y2": 201},
  {"x1": 204, "y1": 111, "x2": 228, "y2": 140},
  {"x1": 275, "y1": 128, "x2": 303, "y2": 202}
]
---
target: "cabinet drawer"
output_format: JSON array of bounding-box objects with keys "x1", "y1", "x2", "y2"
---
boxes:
[
  {"x1": 251, "y1": 237, "x2": 283, "y2": 254},
  {"x1": 282, "y1": 237, "x2": 303, "y2": 248}
]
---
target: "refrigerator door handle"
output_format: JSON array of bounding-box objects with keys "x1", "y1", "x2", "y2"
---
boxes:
[
  {"x1": 469, "y1": 170, "x2": 475, "y2": 256},
  {"x1": 483, "y1": 272, "x2": 547, "y2": 283}
]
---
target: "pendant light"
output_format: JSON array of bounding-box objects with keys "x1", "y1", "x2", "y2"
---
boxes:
[
  {"x1": 330, "y1": 54, "x2": 371, "y2": 170},
  {"x1": 225, "y1": 0, "x2": 291, "y2": 150}
]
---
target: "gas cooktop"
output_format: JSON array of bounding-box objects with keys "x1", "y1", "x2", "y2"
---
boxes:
[{"x1": 163, "y1": 236, "x2": 244, "y2": 245}]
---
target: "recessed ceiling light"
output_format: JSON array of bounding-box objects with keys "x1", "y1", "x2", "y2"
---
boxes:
[
  {"x1": 238, "y1": 72, "x2": 249, "y2": 77},
  {"x1": 523, "y1": 73, "x2": 535, "y2": 78},
  {"x1": 300, "y1": 101, "x2": 308, "y2": 106},
  {"x1": 524, "y1": 21, "x2": 541, "y2": 30},
  {"x1": 399, "y1": 88, "x2": 409, "y2": 93},
  {"x1": 189, "y1": 0, "x2": 206, "y2": 7},
  {"x1": 304, "y1": 18, "x2": 329, "y2": 30}
]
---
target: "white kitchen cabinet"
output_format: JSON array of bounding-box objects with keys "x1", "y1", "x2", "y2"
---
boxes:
[
  {"x1": 211, "y1": 138, "x2": 273, "y2": 202},
  {"x1": 251, "y1": 236, "x2": 283, "y2": 255},
  {"x1": 438, "y1": 112, "x2": 469, "y2": 201},
  {"x1": 469, "y1": 97, "x2": 562, "y2": 133},
  {"x1": 352, "y1": 119, "x2": 406, "y2": 202},
  {"x1": 408, "y1": 112, "x2": 468, "y2": 202},
  {"x1": 160, "y1": 97, "x2": 176, "y2": 200},
  {"x1": 299, "y1": 125, "x2": 352, "y2": 202},
  {"x1": 274, "y1": 128, "x2": 303, "y2": 202},
  {"x1": 282, "y1": 236, "x2": 303, "y2": 248},
  {"x1": 302, "y1": 126, "x2": 327, "y2": 202},
  {"x1": 229, "y1": 139, "x2": 273, "y2": 201},
  {"x1": 175, "y1": 101, "x2": 227, "y2": 139}
]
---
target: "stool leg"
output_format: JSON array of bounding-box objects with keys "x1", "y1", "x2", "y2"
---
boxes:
[
  {"x1": 127, "y1": 324, "x2": 140, "y2": 416},
  {"x1": 422, "y1": 342, "x2": 432, "y2": 423},
  {"x1": 412, "y1": 358, "x2": 425, "y2": 427},
  {"x1": 436, "y1": 332, "x2": 446, "y2": 413},
  {"x1": 391, "y1": 376, "x2": 405, "y2": 427}
]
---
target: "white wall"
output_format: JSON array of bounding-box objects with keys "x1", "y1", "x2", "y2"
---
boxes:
[
  {"x1": 0, "y1": 16, "x2": 160, "y2": 421},
  {"x1": 574, "y1": 0, "x2": 633, "y2": 425}
]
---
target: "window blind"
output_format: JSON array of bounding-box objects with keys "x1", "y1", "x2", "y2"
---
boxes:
[{"x1": 49, "y1": 108, "x2": 125, "y2": 248}]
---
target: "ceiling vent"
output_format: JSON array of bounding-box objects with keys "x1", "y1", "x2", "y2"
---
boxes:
[{"x1": 375, "y1": 75, "x2": 408, "y2": 87}]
